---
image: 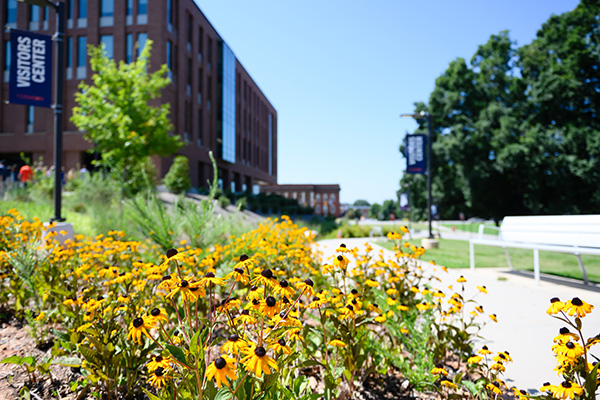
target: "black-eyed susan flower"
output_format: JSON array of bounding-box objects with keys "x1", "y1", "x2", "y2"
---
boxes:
[
  {"x1": 554, "y1": 327, "x2": 580, "y2": 344},
  {"x1": 431, "y1": 363, "x2": 448, "y2": 375},
  {"x1": 478, "y1": 345, "x2": 492, "y2": 355},
  {"x1": 493, "y1": 352, "x2": 511, "y2": 363},
  {"x1": 220, "y1": 334, "x2": 248, "y2": 355},
  {"x1": 251, "y1": 269, "x2": 276, "y2": 288},
  {"x1": 336, "y1": 243, "x2": 351, "y2": 253},
  {"x1": 547, "y1": 297, "x2": 566, "y2": 315},
  {"x1": 396, "y1": 303, "x2": 409, "y2": 311},
  {"x1": 486, "y1": 381, "x2": 502, "y2": 396},
  {"x1": 234, "y1": 254, "x2": 254, "y2": 271},
  {"x1": 328, "y1": 339, "x2": 347, "y2": 348},
  {"x1": 339, "y1": 304, "x2": 355, "y2": 320},
  {"x1": 149, "y1": 308, "x2": 168, "y2": 324},
  {"x1": 512, "y1": 388, "x2": 529, "y2": 400},
  {"x1": 147, "y1": 366, "x2": 169, "y2": 388},
  {"x1": 456, "y1": 275, "x2": 466, "y2": 283},
  {"x1": 490, "y1": 361, "x2": 505, "y2": 372},
  {"x1": 552, "y1": 381, "x2": 583, "y2": 400},
  {"x1": 564, "y1": 297, "x2": 594, "y2": 318},
  {"x1": 273, "y1": 279, "x2": 295, "y2": 298},
  {"x1": 553, "y1": 341, "x2": 584, "y2": 360},
  {"x1": 540, "y1": 382, "x2": 556, "y2": 393},
  {"x1": 226, "y1": 268, "x2": 250, "y2": 285},
  {"x1": 271, "y1": 338, "x2": 292, "y2": 355},
  {"x1": 489, "y1": 313, "x2": 498, "y2": 322},
  {"x1": 467, "y1": 355, "x2": 483, "y2": 364},
  {"x1": 234, "y1": 309, "x2": 257, "y2": 325},
  {"x1": 165, "y1": 277, "x2": 205, "y2": 301},
  {"x1": 127, "y1": 316, "x2": 155, "y2": 345},
  {"x1": 364, "y1": 279, "x2": 379, "y2": 288},
  {"x1": 261, "y1": 296, "x2": 280, "y2": 319},
  {"x1": 147, "y1": 355, "x2": 171, "y2": 372},
  {"x1": 332, "y1": 254, "x2": 350, "y2": 269},
  {"x1": 477, "y1": 285, "x2": 487, "y2": 293},
  {"x1": 240, "y1": 345, "x2": 278, "y2": 378},
  {"x1": 400, "y1": 226, "x2": 409, "y2": 234},
  {"x1": 439, "y1": 378, "x2": 457, "y2": 390},
  {"x1": 295, "y1": 278, "x2": 315, "y2": 297},
  {"x1": 205, "y1": 356, "x2": 237, "y2": 388},
  {"x1": 247, "y1": 286, "x2": 264, "y2": 302},
  {"x1": 200, "y1": 272, "x2": 226, "y2": 288}
]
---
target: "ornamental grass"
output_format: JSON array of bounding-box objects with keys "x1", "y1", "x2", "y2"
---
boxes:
[{"x1": 0, "y1": 209, "x2": 598, "y2": 399}]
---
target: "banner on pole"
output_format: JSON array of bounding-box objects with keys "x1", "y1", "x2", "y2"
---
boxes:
[
  {"x1": 405, "y1": 134, "x2": 426, "y2": 174},
  {"x1": 9, "y1": 29, "x2": 53, "y2": 108}
]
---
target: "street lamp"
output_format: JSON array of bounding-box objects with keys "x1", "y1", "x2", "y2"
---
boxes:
[
  {"x1": 401, "y1": 111, "x2": 434, "y2": 240},
  {"x1": 17, "y1": 0, "x2": 65, "y2": 222}
]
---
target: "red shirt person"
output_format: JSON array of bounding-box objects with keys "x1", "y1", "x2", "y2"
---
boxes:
[{"x1": 19, "y1": 165, "x2": 33, "y2": 183}]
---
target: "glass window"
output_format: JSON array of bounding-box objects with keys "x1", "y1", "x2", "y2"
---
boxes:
[
  {"x1": 268, "y1": 113, "x2": 274, "y2": 175},
  {"x1": 138, "y1": 0, "x2": 147, "y2": 15},
  {"x1": 219, "y1": 42, "x2": 236, "y2": 163},
  {"x1": 101, "y1": 0, "x2": 113, "y2": 17},
  {"x1": 187, "y1": 14, "x2": 192, "y2": 48},
  {"x1": 197, "y1": 68, "x2": 202, "y2": 103},
  {"x1": 126, "y1": 34, "x2": 133, "y2": 63},
  {"x1": 31, "y1": 5, "x2": 40, "y2": 22},
  {"x1": 78, "y1": 0, "x2": 87, "y2": 19},
  {"x1": 67, "y1": 0, "x2": 73, "y2": 20},
  {"x1": 137, "y1": 33, "x2": 148, "y2": 57},
  {"x1": 167, "y1": 0, "x2": 173, "y2": 26},
  {"x1": 324, "y1": 205, "x2": 328, "y2": 215},
  {"x1": 198, "y1": 27, "x2": 203, "y2": 61},
  {"x1": 100, "y1": 35, "x2": 113, "y2": 59},
  {"x1": 27, "y1": 106, "x2": 34, "y2": 133},
  {"x1": 126, "y1": 0, "x2": 132, "y2": 15},
  {"x1": 3, "y1": 41, "x2": 10, "y2": 82},
  {"x1": 77, "y1": 36, "x2": 87, "y2": 66},
  {"x1": 316, "y1": 194, "x2": 321, "y2": 201},
  {"x1": 66, "y1": 37, "x2": 73, "y2": 68},
  {"x1": 324, "y1": 194, "x2": 328, "y2": 201},
  {"x1": 197, "y1": 109, "x2": 203, "y2": 146},
  {"x1": 6, "y1": 0, "x2": 17, "y2": 26}
]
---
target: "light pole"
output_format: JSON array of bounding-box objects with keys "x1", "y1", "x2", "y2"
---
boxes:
[
  {"x1": 401, "y1": 111, "x2": 435, "y2": 241},
  {"x1": 17, "y1": 0, "x2": 65, "y2": 222}
]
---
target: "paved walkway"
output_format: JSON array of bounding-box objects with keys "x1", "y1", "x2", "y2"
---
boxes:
[{"x1": 314, "y1": 237, "x2": 600, "y2": 394}]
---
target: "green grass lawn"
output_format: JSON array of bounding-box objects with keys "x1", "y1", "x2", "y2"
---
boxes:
[
  {"x1": 441, "y1": 222, "x2": 500, "y2": 235},
  {"x1": 376, "y1": 238, "x2": 600, "y2": 283}
]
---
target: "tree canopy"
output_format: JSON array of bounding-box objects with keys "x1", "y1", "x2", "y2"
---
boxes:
[
  {"x1": 71, "y1": 40, "x2": 182, "y2": 194},
  {"x1": 401, "y1": 0, "x2": 600, "y2": 220}
]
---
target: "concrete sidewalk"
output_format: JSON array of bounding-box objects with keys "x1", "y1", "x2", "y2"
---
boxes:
[{"x1": 314, "y1": 238, "x2": 600, "y2": 394}]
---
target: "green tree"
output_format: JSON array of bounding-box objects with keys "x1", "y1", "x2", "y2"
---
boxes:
[
  {"x1": 163, "y1": 155, "x2": 192, "y2": 194},
  {"x1": 401, "y1": 1, "x2": 600, "y2": 220},
  {"x1": 353, "y1": 199, "x2": 370, "y2": 206},
  {"x1": 71, "y1": 40, "x2": 182, "y2": 195}
]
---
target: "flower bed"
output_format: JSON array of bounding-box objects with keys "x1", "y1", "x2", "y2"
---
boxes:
[{"x1": 0, "y1": 209, "x2": 598, "y2": 399}]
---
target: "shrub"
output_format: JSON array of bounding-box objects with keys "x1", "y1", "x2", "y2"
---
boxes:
[{"x1": 163, "y1": 155, "x2": 191, "y2": 194}]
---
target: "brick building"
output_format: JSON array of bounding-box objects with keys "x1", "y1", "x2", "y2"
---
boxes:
[
  {"x1": 1, "y1": 0, "x2": 277, "y2": 192},
  {"x1": 261, "y1": 184, "x2": 341, "y2": 217}
]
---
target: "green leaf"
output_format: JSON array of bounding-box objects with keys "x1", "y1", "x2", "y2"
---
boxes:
[
  {"x1": 165, "y1": 344, "x2": 188, "y2": 367},
  {"x1": 141, "y1": 387, "x2": 162, "y2": 400},
  {"x1": 52, "y1": 356, "x2": 82, "y2": 368},
  {"x1": 214, "y1": 387, "x2": 233, "y2": 400},
  {"x1": 189, "y1": 328, "x2": 201, "y2": 355},
  {"x1": 1, "y1": 355, "x2": 25, "y2": 365}
]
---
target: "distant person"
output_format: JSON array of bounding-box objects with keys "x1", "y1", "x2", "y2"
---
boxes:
[
  {"x1": 0, "y1": 161, "x2": 7, "y2": 196},
  {"x1": 19, "y1": 164, "x2": 33, "y2": 187},
  {"x1": 79, "y1": 165, "x2": 90, "y2": 178}
]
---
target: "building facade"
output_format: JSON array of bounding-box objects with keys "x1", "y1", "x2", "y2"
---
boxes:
[
  {"x1": 1, "y1": 0, "x2": 277, "y2": 192},
  {"x1": 261, "y1": 184, "x2": 341, "y2": 217}
]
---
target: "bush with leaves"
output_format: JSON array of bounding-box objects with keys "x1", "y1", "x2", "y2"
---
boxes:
[{"x1": 163, "y1": 155, "x2": 191, "y2": 194}]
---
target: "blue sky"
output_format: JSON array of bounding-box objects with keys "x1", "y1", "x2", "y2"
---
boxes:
[{"x1": 195, "y1": 0, "x2": 579, "y2": 205}]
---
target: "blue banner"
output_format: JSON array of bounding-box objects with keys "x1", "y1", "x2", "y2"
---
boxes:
[
  {"x1": 405, "y1": 134, "x2": 426, "y2": 174},
  {"x1": 9, "y1": 29, "x2": 53, "y2": 108}
]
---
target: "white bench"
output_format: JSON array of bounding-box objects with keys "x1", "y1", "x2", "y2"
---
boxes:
[{"x1": 469, "y1": 215, "x2": 600, "y2": 284}]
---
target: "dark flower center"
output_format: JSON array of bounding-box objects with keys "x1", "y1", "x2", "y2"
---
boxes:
[
  {"x1": 241, "y1": 309, "x2": 249, "y2": 315},
  {"x1": 173, "y1": 330, "x2": 179, "y2": 336},
  {"x1": 340, "y1": 243, "x2": 346, "y2": 248},
  {"x1": 228, "y1": 334, "x2": 239, "y2": 342},
  {"x1": 278, "y1": 339, "x2": 286, "y2": 346},
  {"x1": 119, "y1": 272, "x2": 126, "y2": 276},
  {"x1": 162, "y1": 275, "x2": 171, "y2": 281},
  {"x1": 346, "y1": 304, "x2": 354, "y2": 311},
  {"x1": 205, "y1": 272, "x2": 215, "y2": 278},
  {"x1": 266, "y1": 296, "x2": 276, "y2": 307},
  {"x1": 155, "y1": 355, "x2": 163, "y2": 362},
  {"x1": 435, "y1": 363, "x2": 443, "y2": 368},
  {"x1": 313, "y1": 297, "x2": 320, "y2": 302},
  {"x1": 240, "y1": 254, "x2": 249, "y2": 262},
  {"x1": 155, "y1": 367, "x2": 164, "y2": 377},
  {"x1": 566, "y1": 341, "x2": 575, "y2": 349},
  {"x1": 282, "y1": 296, "x2": 290, "y2": 304},
  {"x1": 337, "y1": 255, "x2": 344, "y2": 261},
  {"x1": 254, "y1": 346, "x2": 266, "y2": 357},
  {"x1": 279, "y1": 280, "x2": 289, "y2": 288},
  {"x1": 252, "y1": 299, "x2": 260, "y2": 305},
  {"x1": 571, "y1": 297, "x2": 583, "y2": 306},
  {"x1": 151, "y1": 308, "x2": 160, "y2": 316},
  {"x1": 181, "y1": 280, "x2": 189, "y2": 288},
  {"x1": 234, "y1": 268, "x2": 244, "y2": 274},
  {"x1": 482, "y1": 345, "x2": 489, "y2": 350},
  {"x1": 561, "y1": 381, "x2": 572, "y2": 388},
  {"x1": 250, "y1": 286, "x2": 258, "y2": 291},
  {"x1": 215, "y1": 357, "x2": 226, "y2": 369},
  {"x1": 133, "y1": 317, "x2": 143, "y2": 328},
  {"x1": 499, "y1": 353, "x2": 506, "y2": 359},
  {"x1": 559, "y1": 327, "x2": 570, "y2": 335},
  {"x1": 550, "y1": 297, "x2": 560, "y2": 303},
  {"x1": 304, "y1": 278, "x2": 314, "y2": 287},
  {"x1": 261, "y1": 269, "x2": 273, "y2": 279},
  {"x1": 166, "y1": 248, "x2": 178, "y2": 258},
  {"x1": 351, "y1": 289, "x2": 358, "y2": 295},
  {"x1": 351, "y1": 299, "x2": 357, "y2": 305}
]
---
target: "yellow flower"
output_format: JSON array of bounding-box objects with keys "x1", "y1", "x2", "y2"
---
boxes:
[
  {"x1": 221, "y1": 334, "x2": 248, "y2": 355},
  {"x1": 205, "y1": 356, "x2": 237, "y2": 388},
  {"x1": 467, "y1": 355, "x2": 483, "y2": 364},
  {"x1": 147, "y1": 355, "x2": 171, "y2": 372},
  {"x1": 476, "y1": 285, "x2": 487, "y2": 293},
  {"x1": 332, "y1": 254, "x2": 350, "y2": 269},
  {"x1": 295, "y1": 278, "x2": 316, "y2": 297},
  {"x1": 431, "y1": 363, "x2": 448, "y2": 375},
  {"x1": 272, "y1": 279, "x2": 295, "y2": 298},
  {"x1": 147, "y1": 367, "x2": 169, "y2": 388},
  {"x1": 225, "y1": 268, "x2": 250, "y2": 285},
  {"x1": 486, "y1": 382, "x2": 502, "y2": 396},
  {"x1": 336, "y1": 243, "x2": 351, "y2": 253},
  {"x1": 364, "y1": 279, "x2": 379, "y2": 287},
  {"x1": 240, "y1": 345, "x2": 278, "y2": 378},
  {"x1": 490, "y1": 362, "x2": 505, "y2": 372},
  {"x1": 270, "y1": 338, "x2": 292, "y2": 355},
  {"x1": 127, "y1": 316, "x2": 155, "y2": 345},
  {"x1": 439, "y1": 378, "x2": 457, "y2": 390},
  {"x1": 199, "y1": 272, "x2": 226, "y2": 287},
  {"x1": 489, "y1": 314, "x2": 498, "y2": 322},
  {"x1": 456, "y1": 275, "x2": 466, "y2": 283},
  {"x1": 478, "y1": 345, "x2": 492, "y2": 355},
  {"x1": 328, "y1": 339, "x2": 347, "y2": 348},
  {"x1": 547, "y1": 297, "x2": 566, "y2": 315},
  {"x1": 564, "y1": 297, "x2": 593, "y2": 318},
  {"x1": 551, "y1": 381, "x2": 583, "y2": 400}
]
